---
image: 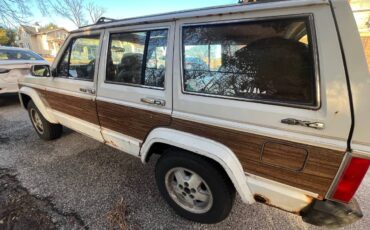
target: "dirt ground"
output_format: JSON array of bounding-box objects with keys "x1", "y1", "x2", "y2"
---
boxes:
[{"x1": 0, "y1": 168, "x2": 85, "y2": 230}]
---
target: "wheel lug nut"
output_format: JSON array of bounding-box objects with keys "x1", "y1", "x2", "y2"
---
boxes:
[
  {"x1": 179, "y1": 185, "x2": 183, "y2": 189},
  {"x1": 189, "y1": 195, "x2": 194, "y2": 199},
  {"x1": 182, "y1": 192, "x2": 187, "y2": 196},
  {"x1": 191, "y1": 188, "x2": 196, "y2": 193},
  {"x1": 184, "y1": 182, "x2": 189, "y2": 187}
]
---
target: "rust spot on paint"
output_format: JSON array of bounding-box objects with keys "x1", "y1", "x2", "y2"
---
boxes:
[
  {"x1": 253, "y1": 194, "x2": 314, "y2": 215},
  {"x1": 105, "y1": 140, "x2": 118, "y2": 148},
  {"x1": 305, "y1": 195, "x2": 314, "y2": 203},
  {"x1": 254, "y1": 194, "x2": 270, "y2": 204}
]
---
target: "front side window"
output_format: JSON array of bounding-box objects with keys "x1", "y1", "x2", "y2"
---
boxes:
[
  {"x1": 57, "y1": 36, "x2": 100, "y2": 81},
  {"x1": 182, "y1": 17, "x2": 317, "y2": 107},
  {"x1": 106, "y1": 29, "x2": 168, "y2": 88}
]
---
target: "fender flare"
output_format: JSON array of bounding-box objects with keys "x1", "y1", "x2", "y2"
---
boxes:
[
  {"x1": 140, "y1": 127, "x2": 255, "y2": 204},
  {"x1": 19, "y1": 86, "x2": 58, "y2": 124}
]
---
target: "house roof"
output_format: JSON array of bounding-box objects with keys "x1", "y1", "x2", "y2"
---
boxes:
[
  {"x1": 39, "y1": 28, "x2": 69, "y2": 34},
  {"x1": 19, "y1": 25, "x2": 69, "y2": 35},
  {"x1": 20, "y1": 25, "x2": 38, "y2": 35}
]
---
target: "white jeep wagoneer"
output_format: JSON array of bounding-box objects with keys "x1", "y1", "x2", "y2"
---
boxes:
[{"x1": 18, "y1": 0, "x2": 369, "y2": 227}]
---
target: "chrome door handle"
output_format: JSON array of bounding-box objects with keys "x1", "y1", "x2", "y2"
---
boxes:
[
  {"x1": 281, "y1": 118, "x2": 325, "y2": 130},
  {"x1": 140, "y1": 98, "x2": 166, "y2": 106},
  {"x1": 87, "y1": 88, "x2": 96, "y2": 94},
  {"x1": 79, "y1": 88, "x2": 87, "y2": 93}
]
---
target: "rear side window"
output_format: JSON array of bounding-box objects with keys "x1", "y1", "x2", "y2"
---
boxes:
[
  {"x1": 182, "y1": 17, "x2": 318, "y2": 107},
  {"x1": 106, "y1": 29, "x2": 168, "y2": 88},
  {"x1": 0, "y1": 49, "x2": 43, "y2": 61}
]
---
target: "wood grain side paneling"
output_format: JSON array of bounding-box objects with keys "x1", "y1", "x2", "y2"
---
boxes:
[
  {"x1": 44, "y1": 90, "x2": 100, "y2": 125},
  {"x1": 97, "y1": 100, "x2": 171, "y2": 140},
  {"x1": 25, "y1": 85, "x2": 344, "y2": 197},
  {"x1": 170, "y1": 118, "x2": 345, "y2": 197}
]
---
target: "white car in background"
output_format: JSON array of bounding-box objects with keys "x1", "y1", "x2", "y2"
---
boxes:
[{"x1": 0, "y1": 47, "x2": 48, "y2": 94}]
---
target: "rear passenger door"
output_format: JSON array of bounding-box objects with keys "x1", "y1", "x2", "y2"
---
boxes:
[
  {"x1": 172, "y1": 3, "x2": 352, "y2": 198},
  {"x1": 97, "y1": 22, "x2": 174, "y2": 155}
]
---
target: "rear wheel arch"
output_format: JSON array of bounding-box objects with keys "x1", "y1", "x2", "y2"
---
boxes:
[
  {"x1": 141, "y1": 127, "x2": 255, "y2": 204},
  {"x1": 147, "y1": 144, "x2": 232, "y2": 184}
]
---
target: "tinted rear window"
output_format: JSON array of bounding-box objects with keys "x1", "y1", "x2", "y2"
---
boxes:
[{"x1": 0, "y1": 49, "x2": 43, "y2": 61}]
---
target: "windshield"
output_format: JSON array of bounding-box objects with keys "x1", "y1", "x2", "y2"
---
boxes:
[{"x1": 0, "y1": 49, "x2": 43, "y2": 61}]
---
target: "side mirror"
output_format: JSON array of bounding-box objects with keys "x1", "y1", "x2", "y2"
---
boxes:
[{"x1": 31, "y1": 65, "x2": 51, "y2": 77}]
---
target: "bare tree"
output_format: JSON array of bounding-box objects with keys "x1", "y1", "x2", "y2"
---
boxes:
[
  {"x1": 86, "y1": 2, "x2": 106, "y2": 24},
  {"x1": 0, "y1": 0, "x2": 31, "y2": 27},
  {"x1": 37, "y1": 0, "x2": 87, "y2": 27}
]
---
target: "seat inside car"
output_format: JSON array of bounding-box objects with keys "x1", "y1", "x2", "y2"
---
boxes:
[{"x1": 116, "y1": 53, "x2": 143, "y2": 84}]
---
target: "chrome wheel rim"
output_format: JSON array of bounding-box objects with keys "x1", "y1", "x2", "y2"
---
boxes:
[
  {"x1": 30, "y1": 108, "x2": 44, "y2": 134},
  {"x1": 165, "y1": 167, "x2": 213, "y2": 214}
]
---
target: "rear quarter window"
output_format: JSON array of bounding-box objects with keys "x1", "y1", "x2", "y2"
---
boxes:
[{"x1": 182, "y1": 16, "x2": 318, "y2": 108}]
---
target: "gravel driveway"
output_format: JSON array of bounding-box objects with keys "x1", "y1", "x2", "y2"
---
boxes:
[{"x1": 0, "y1": 94, "x2": 369, "y2": 229}]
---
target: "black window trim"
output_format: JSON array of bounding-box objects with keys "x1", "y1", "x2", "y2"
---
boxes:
[
  {"x1": 55, "y1": 34, "x2": 101, "y2": 82},
  {"x1": 104, "y1": 27, "x2": 170, "y2": 91},
  {"x1": 180, "y1": 14, "x2": 321, "y2": 110}
]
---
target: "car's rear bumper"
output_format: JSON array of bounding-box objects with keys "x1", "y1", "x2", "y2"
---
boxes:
[{"x1": 301, "y1": 198, "x2": 363, "y2": 228}]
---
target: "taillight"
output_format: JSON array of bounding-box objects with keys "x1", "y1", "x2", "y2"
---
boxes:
[{"x1": 331, "y1": 157, "x2": 370, "y2": 203}]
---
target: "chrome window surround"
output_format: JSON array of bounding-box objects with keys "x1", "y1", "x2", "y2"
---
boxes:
[
  {"x1": 103, "y1": 27, "x2": 170, "y2": 91},
  {"x1": 179, "y1": 14, "x2": 321, "y2": 110}
]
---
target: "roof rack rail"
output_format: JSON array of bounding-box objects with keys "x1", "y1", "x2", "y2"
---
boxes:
[
  {"x1": 238, "y1": 0, "x2": 290, "y2": 4},
  {"x1": 96, "y1": 17, "x2": 116, "y2": 24}
]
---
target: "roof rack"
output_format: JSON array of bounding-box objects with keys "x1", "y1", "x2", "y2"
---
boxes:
[
  {"x1": 96, "y1": 17, "x2": 116, "y2": 24},
  {"x1": 238, "y1": 0, "x2": 290, "y2": 4}
]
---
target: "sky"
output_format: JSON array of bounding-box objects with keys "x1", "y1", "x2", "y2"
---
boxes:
[
  {"x1": 26, "y1": 0, "x2": 370, "y2": 32},
  {"x1": 29, "y1": 0, "x2": 237, "y2": 31}
]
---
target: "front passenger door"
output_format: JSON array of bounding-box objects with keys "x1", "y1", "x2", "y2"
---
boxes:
[{"x1": 41, "y1": 32, "x2": 104, "y2": 141}]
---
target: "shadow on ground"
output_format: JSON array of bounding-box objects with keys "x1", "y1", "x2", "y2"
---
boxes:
[{"x1": 0, "y1": 94, "x2": 20, "y2": 107}]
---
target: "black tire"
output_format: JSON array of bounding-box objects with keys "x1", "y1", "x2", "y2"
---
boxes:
[
  {"x1": 27, "y1": 100, "x2": 63, "y2": 140},
  {"x1": 155, "y1": 149, "x2": 235, "y2": 223}
]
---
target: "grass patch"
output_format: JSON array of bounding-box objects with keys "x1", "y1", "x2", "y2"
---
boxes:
[{"x1": 107, "y1": 197, "x2": 127, "y2": 230}]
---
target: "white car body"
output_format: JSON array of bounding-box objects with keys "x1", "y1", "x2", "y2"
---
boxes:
[
  {"x1": 16, "y1": 0, "x2": 370, "y2": 227},
  {"x1": 0, "y1": 47, "x2": 48, "y2": 94}
]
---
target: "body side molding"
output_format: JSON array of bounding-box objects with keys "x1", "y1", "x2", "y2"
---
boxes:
[{"x1": 140, "y1": 127, "x2": 256, "y2": 204}]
